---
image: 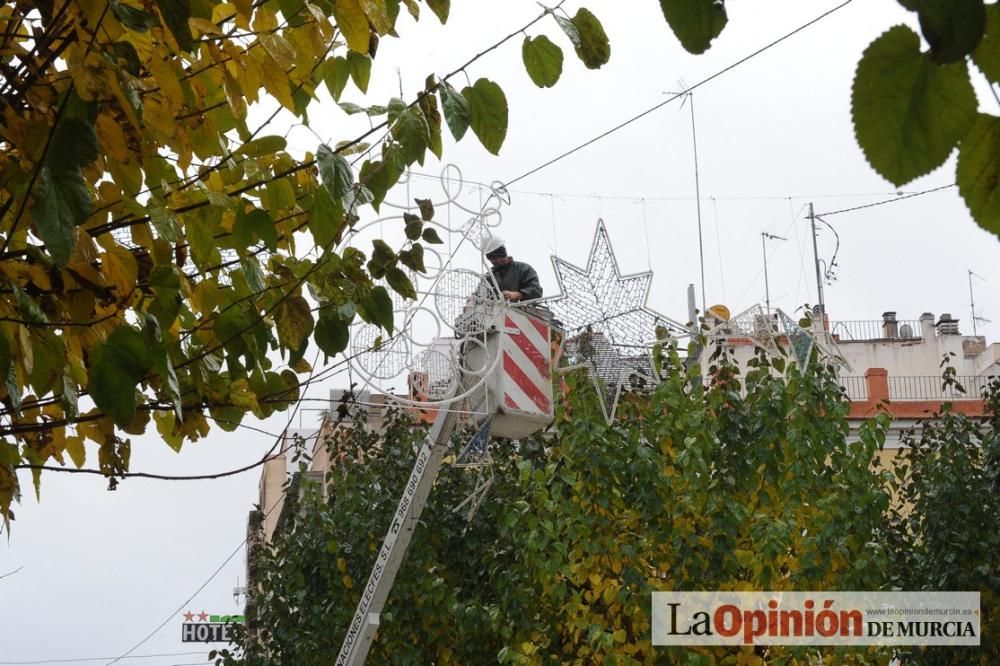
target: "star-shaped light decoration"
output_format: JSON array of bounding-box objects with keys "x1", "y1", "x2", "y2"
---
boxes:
[
  {"x1": 544, "y1": 219, "x2": 686, "y2": 423},
  {"x1": 707, "y1": 304, "x2": 779, "y2": 356},
  {"x1": 776, "y1": 308, "x2": 815, "y2": 370},
  {"x1": 454, "y1": 418, "x2": 492, "y2": 468},
  {"x1": 817, "y1": 330, "x2": 853, "y2": 372}
]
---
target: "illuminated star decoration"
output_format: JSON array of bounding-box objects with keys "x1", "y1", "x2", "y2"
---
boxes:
[
  {"x1": 454, "y1": 418, "x2": 492, "y2": 468},
  {"x1": 452, "y1": 419, "x2": 494, "y2": 522},
  {"x1": 707, "y1": 304, "x2": 779, "y2": 356},
  {"x1": 545, "y1": 219, "x2": 685, "y2": 424},
  {"x1": 776, "y1": 308, "x2": 815, "y2": 370}
]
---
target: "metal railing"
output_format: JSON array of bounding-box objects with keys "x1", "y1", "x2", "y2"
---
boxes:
[
  {"x1": 887, "y1": 375, "x2": 996, "y2": 401},
  {"x1": 839, "y1": 376, "x2": 868, "y2": 401},
  {"x1": 696, "y1": 375, "x2": 996, "y2": 402},
  {"x1": 829, "y1": 319, "x2": 923, "y2": 342}
]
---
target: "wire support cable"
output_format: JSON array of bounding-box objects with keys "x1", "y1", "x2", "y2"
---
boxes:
[{"x1": 500, "y1": 0, "x2": 857, "y2": 189}]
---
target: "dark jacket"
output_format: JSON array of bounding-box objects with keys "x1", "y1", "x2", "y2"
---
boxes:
[{"x1": 491, "y1": 259, "x2": 542, "y2": 301}]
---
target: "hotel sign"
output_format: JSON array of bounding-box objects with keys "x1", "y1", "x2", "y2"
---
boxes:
[{"x1": 181, "y1": 611, "x2": 244, "y2": 643}]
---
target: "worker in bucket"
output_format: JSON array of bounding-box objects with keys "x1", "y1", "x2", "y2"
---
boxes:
[{"x1": 483, "y1": 235, "x2": 542, "y2": 302}]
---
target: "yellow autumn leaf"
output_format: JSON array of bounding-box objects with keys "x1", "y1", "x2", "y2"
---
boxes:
[
  {"x1": 101, "y1": 246, "x2": 139, "y2": 301},
  {"x1": 147, "y1": 52, "x2": 184, "y2": 104},
  {"x1": 332, "y1": 0, "x2": 370, "y2": 53},
  {"x1": 359, "y1": 0, "x2": 392, "y2": 33},
  {"x1": 96, "y1": 112, "x2": 129, "y2": 162},
  {"x1": 260, "y1": 33, "x2": 296, "y2": 70},
  {"x1": 257, "y1": 51, "x2": 296, "y2": 111},
  {"x1": 65, "y1": 435, "x2": 86, "y2": 469},
  {"x1": 337, "y1": 557, "x2": 347, "y2": 573}
]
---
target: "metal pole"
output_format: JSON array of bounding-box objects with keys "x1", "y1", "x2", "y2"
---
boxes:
[
  {"x1": 688, "y1": 94, "x2": 707, "y2": 312},
  {"x1": 761, "y1": 233, "x2": 770, "y2": 315},
  {"x1": 808, "y1": 203, "x2": 825, "y2": 316},
  {"x1": 969, "y1": 269, "x2": 977, "y2": 337},
  {"x1": 337, "y1": 399, "x2": 459, "y2": 666}
]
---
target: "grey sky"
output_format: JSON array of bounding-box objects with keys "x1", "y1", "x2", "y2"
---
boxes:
[{"x1": 3, "y1": 1, "x2": 998, "y2": 663}]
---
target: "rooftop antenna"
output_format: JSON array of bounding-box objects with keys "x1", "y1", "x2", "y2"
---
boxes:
[
  {"x1": 668, "y1": 80, "x2": 706, "y2": 313},
  {"x1": 968, "y1": 269, "x2": 990, "y2": 336},
  {"x1": 761, "y1": 232, "x2": 787, "y2": 315},
  {"x1": 807, "y1": 205, "x2": 841, "y2": 316},
  {"x1": 233, "y1": 576, "x2": 246, "y2": 606}
]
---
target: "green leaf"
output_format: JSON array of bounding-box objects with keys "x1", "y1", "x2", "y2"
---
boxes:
[
  {"x1": 154, "y1": 0, "x2": 193, "y2": 51},
  {"x1": 110, "y1": 0, "x2": 159, "y2": 31},
  {"x1": 314, "y1": 311, "x2": 351, "y2": 358},
  {"x1": 567, "y1": 9, "x2": 610, "y2": 69},
  {"x1": 31, "y1": 166, "x2": 88, "y2": 267},
  {"x1": 391, "y1": 106, "x2": 430, "y2": 165},
  {"x1": 438, "y1": 82, "x2": 470, "y2": 141},
  {"x1": 657, "y1": 0, "x2": 728, "y2": 54},
  {"x1": 852, "y1": 25, "x2": 977, "y2": 186},
  {"x1": 107, "y1": 40, "x2": 141, "y2": 75},
  {"x1": 89, "y1": 326, "x2": 155, "y2": 427},
  {"x1": 237, "y1": 135, "x2": 287, "y2": 157},
  {"x1": 398, "y1": 242, "x2": 425, "y2": 273},
  {"x1": 235, "y1": 207, "x2": 278, "y2": 251},
  {"x1": 957, "y1": 114, "x2": 1000, "y2": 237},
  {"x1": 522, "y1": 35, "x2": 563, "y2": 87},
  {"x1": 425, "y1": 0, "x2": 449, "y2": 23},
  {"x1": 368, "y1": 239, "x2": 396, "y2": 278},
  {"x1": 322, "y1": 56, "x2": 351, "y2": 100},
  {"x1": 973, "y1": 3, "x2": 1000, "y2": 82},
  {"x1": 906, "y1": 0, "x2": 986, "y2": 64},
  {"x1": 0, "y1": 332, "x2": 9, "y2": 382},
  {"x1": 50, "y1": 117, "x2": 98, "y2": 172},
  {"x1": 385, "y1": 266, "x2": 416, "y2": 300},
  {"x1": 347, "y1": 52, "x2": 372, "y2": 92},
  {"x1": 309, "y1": 186, "x2": 346, "y2": 248},
  {"x1": 361, "y1": 286, "x2": 394, "y2": 333},
  {"x1": 461, "y1": 78, "x2": 508, "y2": 155},
  {"x1": 421, "y1": 227, "x2": 443, "y2": 244},
  {"x1": 403, "y1": 212, "x2": 422, "y2": 240},
  {"x1": 418, "y1": 92, "x2": 443, "y2": 159},
  {"x1": 359, "y1": 147, "x2": 405, "y2": 211},
  {"x1": 415, "y1": 198, "x2": 434, "y2": 221},
  {"x1": 12, "y1": 285, "x2": 47, "y2": 324},
  {"x1": 276, "y1": 295, "x2": 314, "y2": 350},
  {"x1": 317, "y1": 144, "x2": 354, "y2": 199}
]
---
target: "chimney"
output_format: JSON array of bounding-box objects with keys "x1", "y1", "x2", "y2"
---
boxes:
[
  {"x1": 919, "y1": 312, "x2": 935, "y2": 339},
  {"x1": 936, "y1": 313, "x2": 960, "y2": 336},
  {"x1": 881, "y1": 311, "x2": 898, "y2": 339}
]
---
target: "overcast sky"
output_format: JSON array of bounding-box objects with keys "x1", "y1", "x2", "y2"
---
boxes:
[{"x1": 4, "y1": 1, "x2": 999, "y2": 664}]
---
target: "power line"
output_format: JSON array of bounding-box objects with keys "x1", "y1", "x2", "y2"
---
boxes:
[
  {"x1": 0, "y1": 653, "x2": 206, "y2": 665},
  {"x1": 500, "y1": 0, "x2": 856, "y2": 189},
  {"x1": 816, "y1": 183, "x2": 956, "y2": 216},
  {"x1": 406, "y1": 168, "x2": 946, "y2": 203},
  {"x1": 102, "y1": 467, "x2": 293, "y2": 665}
]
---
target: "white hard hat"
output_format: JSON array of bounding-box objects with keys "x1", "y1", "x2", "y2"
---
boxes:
[{"x1": 483, "y1": 234, "x2": 505, "y2": 255}]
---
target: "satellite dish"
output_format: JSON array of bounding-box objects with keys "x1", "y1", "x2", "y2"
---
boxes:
[{"x1": 708, "y1": 304, "x2": 731, "y2": 321}]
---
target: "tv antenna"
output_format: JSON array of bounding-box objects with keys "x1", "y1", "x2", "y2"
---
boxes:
[
  {"x1": 761, "y1": 231, "x2": 787, "y2": 314},
  {"x1": 968, "y1": 269, "x2": 990, "y2": 336}
]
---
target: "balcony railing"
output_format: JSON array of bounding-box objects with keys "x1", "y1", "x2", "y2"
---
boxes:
[
  {"x1": 886, "y1": 375, "x2": 996, "y2": 401},
  {"x1": 829, "y1": 319, "x2": 923, "y2": 342},
  {"x1": 839, "y1": 376, "x2": 869, "y2": 401}
]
